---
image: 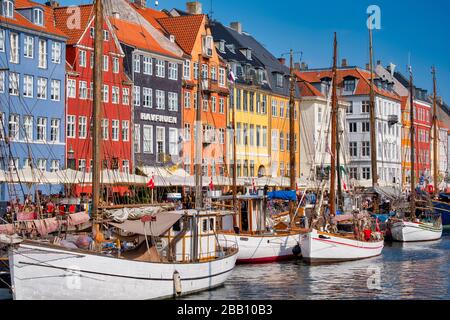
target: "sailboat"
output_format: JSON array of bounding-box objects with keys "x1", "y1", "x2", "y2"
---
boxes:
[
  {"x1": 6, "y1": 0, "x2": 237, "y2": 300},
  {"x1": 300, "y1": 33, "x2": 384, "y2": 263},
  {"x1": 390, "y1": 66, "x2": 443, "y2": 242},
  {"x1": 217, "y1": 50, "x2": 305, "y2": 264}
]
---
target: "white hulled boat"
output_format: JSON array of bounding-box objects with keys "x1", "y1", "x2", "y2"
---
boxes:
[{"x1": 390, "y1": 219, "x2": 442, "y2": 242}]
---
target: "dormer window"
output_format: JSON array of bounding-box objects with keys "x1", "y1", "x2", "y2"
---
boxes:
[
  {"x1": 169, "y1": 34, "x2": 175, "y2": 43},
  {"x1": 33, "y1": 8, "x2": 44, "y2": 26},
  {"x1": 202, "y1": 35, "x2": 213, "y2": 57},
  {"x1": 3, "y1": 0, "x2": 14, "y2": 19},
  {"x1": 343, "y1": 77, "x2": 356, "y2": 92},
  {"x1": 321, "y1": 77, "x2": 332, "y2": 95},
  {"x1": 216, "y1": 40, "x2": 225, "y2": 53},
  {"x1": 226, "y1": 43, "x2": 235, "y2": 54},
  {"x1": 240, "y1": 48, "x2": 252, "y2": 60},
  {"x1": 276, "y1": 73, "x2": 283, "y2": 88}
]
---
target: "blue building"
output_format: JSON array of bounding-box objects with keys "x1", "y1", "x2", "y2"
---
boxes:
[{"x1": 0, "y1": 0, "x2": 67, "y2": 205}]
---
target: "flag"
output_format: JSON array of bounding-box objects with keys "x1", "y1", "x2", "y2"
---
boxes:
[
  {"x1": 228, "y1": 70, "x2": 236, "y2": 84},
  {"x1": 147, "y1": 175, "x2": 155, "y2": 190},
  {"x1": 343, "y1": 182, "x2": 348, "y2": 192},
  {"x1": 209, "y1": 176, "x2": 214, "y2": 191}
]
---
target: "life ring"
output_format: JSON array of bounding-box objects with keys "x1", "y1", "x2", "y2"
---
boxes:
[{"x1": 426, "y1": 184, "x2": 434, "y2": 194}]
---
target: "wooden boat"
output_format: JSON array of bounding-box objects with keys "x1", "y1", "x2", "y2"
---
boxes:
[
  {"x1": 390, "y1": 219, "x2": 442, "y2": 242},
  {"x1": 433, "y1": 194, "x2": 450, "y2": 228},
  {"x1": 301, "y1": 33, "x2": 384, "y2": 264},
  {"x1": 8, "y1": 210, "x2": 238, "y2": 300}
]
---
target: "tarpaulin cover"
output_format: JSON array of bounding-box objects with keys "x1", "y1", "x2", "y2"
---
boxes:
[
  {"x1": 108, "y1": 211, "x2": 183, "y2": 236},
  {"x1": 267, "y1": 190, "x2": 297, "y2": 201}
]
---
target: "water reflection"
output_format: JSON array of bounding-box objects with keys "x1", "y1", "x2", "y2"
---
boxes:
[{"x1": 184, "y1": 231, "x2": 450, "y2": 300}]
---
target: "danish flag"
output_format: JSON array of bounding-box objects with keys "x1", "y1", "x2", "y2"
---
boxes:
[{"x1": 147, "y1": 175, "x2": 155, "y2": 190}]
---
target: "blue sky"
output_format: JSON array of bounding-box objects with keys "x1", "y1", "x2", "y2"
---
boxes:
[{"x1": 60, "y1": 0, "x2": 450, "y2": 104}]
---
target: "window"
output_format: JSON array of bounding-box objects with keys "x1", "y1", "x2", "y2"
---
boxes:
[
  {"x1": 219, "y1": 68, "x2": 225, "y2": 86},
  {"x1": 219, "y1": 128, "x2": 225, "y2": 144},
  {"x1": 3, "y1": 1, "x2": 13, "y2": 18},
  {"x1": 24, "y1": 36, "x2": 34, "y2": 58},
  {"x1": 243, "y1": 124, "x2": 248, "y2": 145},
  {"x1": 23, "y1": 158, "x2": 31, "y2": 169},
  {"x1": 344, "y1": 79, "x2": 356, "y2": 91},
  {"x1": 38, "y1": 39, "x2": 47, "y2": 68},
  {"x1": 349, "y1": 142, "x2": 357, "y2": 157},
  {"x1": 112, "y1": 57, "x2": 119, "y2": 73},
  {"x1": 211, "y1": 67, "x2": 217, "y2": 81},
  {"x1": 103, "y1": 30, "x2": 109, "y2": 41},
  {"x1": 362, "y1": 167, "x2": 371, "y2": 180},
  {"x1": 51, "y1": 80, "x2": 60, "y2": 101},
  {"x1": 184, "y1": 91, "x2": 191, "y2": 108},
  {"x1": 101, "y1": 119, "x2": 109, "y2": 140},
  {"x1": 271, "y1": 129, "x2": 279, "y2": 151},
  {"x1": 78, "y1": 116, "x2": 87, "y2": 139},
  {"x1": 362, "y1": 141, "x2": 370, "y2": 157},
  {"x1": 168, "y1": 62, "x2": 178, "y2": 80},
  {"x1": 219, "y1": 98, "x2": 225, "y2": 114},
  {"x1": 24, "y1": 116, "x2": 33, "y2": 140},
  {"x1": 138, "y1": 87, "x2": 150, "y2": 108},
  {"x1": 280, "y1": 132, "x2": 285, "y2": 151},
  {"x1": 211, "y1": 96, "x2": 217, "y2": 112},
  {"x1": 0, "y1": 71, "x2": 4, "y2": 93},
  {"x1": 362, "y1": 122, "x2": 370, "y2": 132},
  {"x1": 183, "y1": 60, "x2": 191, "y2": 80},
  {"x1": 102, "y1": 85, "x2": 109, "y2": 102},
  {"x1": 143, "y1": 56, "x2": 152, "y2": 75},
  {"x1": 67, "y1": 115, "x2": 76, "y2": 138},
  {"x1": 79, "y1": 81, "x2": 87, "y2": 99},
  {"x1": 349, "y1": 122, "x2": 357, "y2": 133},
  {"x1": 168, "y1": 92, "x2": 178, "y2": 111},
  {"x1": 169, "y1": 128, "x2": 178, "y2": 155},
  {"x1": 156, "y1": 90, "x2": 165, "y2": 109},
  {"x1": 36, "y1": 117, "x2": 47, "y2": 141},
  {"x1": 50, "y1": 119, "x2": 60, "y2": 142},
  {"x1": 112, "y1": 120, "x2": 119, "y2": 141},
  {"x1": 362, "y1": 101, "x2": 370, "y2": 113},
  {"x1": 156, "y1": 127, "x2": 165, "y2": 162},
  {"x1": 184, "y1": 123, "x2": 191, "y2": 141},
  {"x1": 89, "y1": 82, "x2": 93, "y2": 99},
  {"x1": 143, "y1": 125, "x2": 153, "y2": 154},
  {"x1": 134, "y1": 124, "x2": 140, "y2": 153},
  {"x1": 33, "y1": 8, "x2": 44, "y2": 26},
  {"x1": 133, "y1": 54, "x2": 140, "y2": 73},
  {"x1": 276, "y1": 73, "x2": 283, "y2": 87},
  {"x1": 347, "y1": 101, "x2": 353, "y2": 114},
  {"x1": 67, "y1": 79, "x2": 76, "y2": 98},
  {"x1": 194, "y1": 62, "x2": 199, "y2": 80},
  {"x1": 23, "y1": 75, "x2": 33, "y2": 98},
  {"x1": 122, "y1": 120, "x2": 129, "y2": 142},
  {"x1": 51, "y1": 42, "x2": 61, "y2": 64},
  {"x1": 202, "y1": 99, "x2": 208, "y2": 111},
  {"x1": 9, "y1": 72, "x2": 19, "y2": 96},
  {"x1": 261, "y1": 95, "x2": 267, "y2": 114},
  {"x1": 79, "y1": 50, "x2": 86, "y2": 67},
  {"x1": 122, "y1": 160, "x2": 129, "y2": 173},
  {"x1": 8, "y1": 114, "x2": 19, "y2": 140},
  {"x1": 10, "y1": 33, "x2": 19, "y2": 63},
  {"x1": 236, "y1": 123, "x2": 241, "y2": 145},
  {"x1": 37, "y1": 159, "x2": 47, "y2": 171},
  {"x1": 90, "y1": 52, "x2": 94, "y2": 69},
  {"x1": 201, "y1": 64, "x2": 208, "y2": 80},
  {"x1": 262, "y1": 126, "x2": 267, "y2": 147},
  {"x1": 112, "y1": 86, "x2": 119, "y2": 104},
  {"x1": 349, "y1": 167, "x2": 358, "y2": 180},
  {"x1": 122, "y1": 88, "x2": 129, "y2": 105},
  {"x1": 272, "y1": 100, "x2": 277, "y2": 117},
  {"x1": 0, "y1": 29, "x2": 4, "y2": 52},
  {"x1": 133, "y1": 86, "x2": 140, "y2": 106},
  {"x1": 103, "y1": 55, "x2": 109, "y2": 71},
  {"x1": 156, "y1": 59, "x2": 165, "y2": 77}
]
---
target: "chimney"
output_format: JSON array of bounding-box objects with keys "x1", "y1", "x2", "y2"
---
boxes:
[
  {"x1": 341, "y1": 58, "x2": 348, "y2": 67},
  {"x1": 366, "y1": 63, "x2": 370, "y2": 70},
  {"x1": 294, "y1": 62, "x2": 301, "y2": 70},
  {"x1": 45, "y1": 0, "x2": 60, "y2": 7},
  {"x1": 230, "y1": 22, "x2": 242, "y2": 34},
  {"x1": 278, "y1": 57, "x2": 286, "y2": 66},
  {"x1": 112, "y1": 11, "x2": 120, "y2": 19},
  {"x1": 186, "y1": 1, "x2": 202, "y2": 14},
  {"x1": 300, "y1": 62, "x2": 308, "y2": 70},
  {"x1": 134, "y1": 0, "x2": 147, "y2": 8}
]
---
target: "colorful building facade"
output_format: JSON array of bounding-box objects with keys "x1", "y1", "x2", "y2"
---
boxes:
[{"x1": 0, "y1": 0, "x2": 67, "y2": 202}]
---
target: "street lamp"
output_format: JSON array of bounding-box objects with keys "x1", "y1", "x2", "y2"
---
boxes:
[{"x1": 67, "y1": 146, "x2": 76, "y2": 170}]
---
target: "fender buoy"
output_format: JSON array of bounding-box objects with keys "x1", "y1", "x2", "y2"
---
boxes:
[
  {"x1": 292, "y1": 244, "x2": 301, "y2": 256},
  {"x1": 427, "y1": 184, "x2": 434, "y2": 194}
]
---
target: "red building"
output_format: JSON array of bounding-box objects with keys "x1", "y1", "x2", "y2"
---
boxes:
[
  {"x1": 412, "y1": 95, "x2": 432, "y2": 182},
  {"x1": 54, "y1": 5, "x2": 133, "y2": 196}
]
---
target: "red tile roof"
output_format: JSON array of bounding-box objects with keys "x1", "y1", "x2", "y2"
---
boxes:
[
  {"x1": 156, "y1": 14, "x2": 205, "y2": 54},
  {"x1": 53, "y1": 4, "x2": 95, "y2": 45},
  {"x1": 295, "y1": 71, "x2": 323, "y2": 97},
  {"x1": 108, "y1": 17, "x2": 179, "y2": 59},
  {"x1": 131, "y1": 4, "x2": 168, "y2": 31},
  {"x1": 0, "y1": 0, "x2": 66, "y2": 38},
  {"x1": 300, "y1": 67, "x2": 401, "y2": 101}
]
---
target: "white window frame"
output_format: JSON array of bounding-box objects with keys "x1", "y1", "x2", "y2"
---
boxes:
[
  {"x1": 50, "y1": 118, "x2": 60, "y2": 142},
  {"x1": 122, "y1": 88, "x2": 129, "y2": 105},
  {"x1": 143, "y1": 87, "x2": 152, "y2": 108},
  {"x1": 133, "y1": 86, "x2": 140, "y2": 106},
  {"x1": 38, "y1": 39, "x2": 47, "y2": 69},
  {"x1": 183, "y1": 60, "x2": 191, "y2": 80},
  {"x1": 50, "y1": 79, "x2": 61, "y2": 101},
  {"x1": 79, "y1": 80, "x2": 87, "y2": 100},
  {"x1": 112, "y1": 86, "x2": 119, "y2": 104},
  {"x1": 67, "y1": 79, "x2": 76, "y2": 98},
  {"x1": 113, "y1": 57, "x2": 119, "y2": 73},
  {"x1": 111, "y1": 119, "x2": 119, "y2": 141},
  {"x1": 168, "y1": 92, "x2": 178, "y2": 111},
  {"x1": 143, "y1": 125, "x2": 153, "y2": 154},
  {"x1": 168, "y1": 62, "x2": 178, "y2": 80},
  {"x1": 24, "y1": 35, "x2": 34, "y2": 59},
  {"x1": 78, "y1": 116, "x2": 87, "y2": 139},
  {"x1": 23, "y1": 115, "x2": 33, "y2": 141},
  {"x1": 36, "y1": 117, "x2": 47, "y2": 142},
  {"x1": 156, "y1": 90, "x2": 165, "y2": 110},
  {"x1": 156, "y1": 59, "x2": 165, "y2": 78},
  {"x1": 23, "y1": 75, "x2": 33, "y2": 98},
  {"x1": 10, "y1": 33, "x2": 19, "y2": 64},
  {"x1": 51, "y1": 42, "x2": 61, "y2": 64},
  {"x1": 143, "y1": 56, "x2": 152, "y2": 75},
  {"x1": 66, "y1": 115, "x2": 76, "y2": 138},
  {"x1": 9, "y1": 72, "x2": 19, "y2": 96},
  {"x1": 37, "y1": 77, "x2": 47, "y2": 99},
  {"x1": 121, "y1": 120, "x2": 129, "y2": 142}
]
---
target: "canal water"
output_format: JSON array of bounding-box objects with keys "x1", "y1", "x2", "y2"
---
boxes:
[{"x1": 183, "y1": 230, "x2": 450, "y2": 300}]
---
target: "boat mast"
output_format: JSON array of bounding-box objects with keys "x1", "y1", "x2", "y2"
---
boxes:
[
  {"x1": 194, "y1": 53, "x2": 203, "y2": 210},
  {"x1": 329, "y1": 33, "x2": 338, "y2": 217},
  {"x1": 432, "y1": 66, "x2": 438, "y2": 198},
  {"x1": 409, "y1": 66, "x2": 416, "y2": 219},
  {"x1": 231, "y1": 79, "x2": 237, "y2": 211},
  {"x1": 92, "y1": 0, "x2": 104, "y2": 222},
  {"x1": 289, "y1": 49, "x2": 296, "y2": 227},
  {"x1": 369, "y1": 25, "x2": 379, "y2": 212}
]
